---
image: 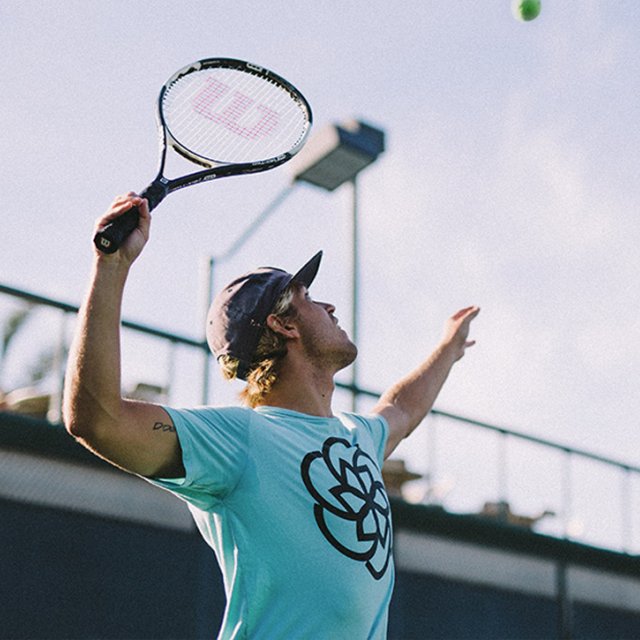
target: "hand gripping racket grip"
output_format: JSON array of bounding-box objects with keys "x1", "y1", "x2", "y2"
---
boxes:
[
  {"x1": 93, "y1": 207, "x2": 140, "y2": 254},
  {"x1": 93, "y1": 182, "x2": 168, "y2": 254}
]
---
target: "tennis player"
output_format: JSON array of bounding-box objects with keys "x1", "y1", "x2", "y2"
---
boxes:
[{"x1": 64, "y1": 193, "x2": 479, "y2": 639}]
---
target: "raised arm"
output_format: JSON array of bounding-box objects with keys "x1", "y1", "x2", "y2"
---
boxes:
[
  {"x1": 63, "y1": 194, "x2": 184, "y2": 478},
  {"x1": 372, "y1": 306, "x2": 480, "y2": 459}
]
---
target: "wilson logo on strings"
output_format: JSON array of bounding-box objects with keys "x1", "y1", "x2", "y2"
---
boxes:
[{"x1": 192, "y1": 78, "x2": 280, "y2": 140}]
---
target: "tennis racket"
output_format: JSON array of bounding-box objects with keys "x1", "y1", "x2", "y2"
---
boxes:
[{"x1": 94, "y1": 57, "x2": 313, "y2": 253}]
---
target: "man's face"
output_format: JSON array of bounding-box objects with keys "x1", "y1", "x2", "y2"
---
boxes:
[{"x1": 290, "y1": 286, "x2": 357, "y2": 372}]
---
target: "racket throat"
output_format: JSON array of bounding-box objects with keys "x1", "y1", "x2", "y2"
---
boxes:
[{"x1": 141, "y1": 179, "x2": 169, "y2": 212}]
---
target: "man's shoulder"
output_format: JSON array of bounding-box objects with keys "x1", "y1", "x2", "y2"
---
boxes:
[
  {"x1": 174, "y1": 404, "x2": 251, "y2": 416},
  {"x1": 166, "y1": 404, "x2": 254, "y2": 429},
  {"x1": 336, "y1": 410, "x2": 388, "y2": 431}
]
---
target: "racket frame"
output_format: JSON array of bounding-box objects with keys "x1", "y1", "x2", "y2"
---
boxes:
[{"x1": 94, "y1": 57, "x2": 312, "y2": 253}]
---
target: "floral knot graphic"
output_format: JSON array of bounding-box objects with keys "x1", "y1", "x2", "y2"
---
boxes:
[{"x1": 300, "y1": 437, "x2": 392, "y2": 580}]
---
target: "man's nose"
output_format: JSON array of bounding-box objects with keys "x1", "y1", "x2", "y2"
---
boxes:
[{"x1": 320, "y1": 301, "x2": 336, "y2": 314}]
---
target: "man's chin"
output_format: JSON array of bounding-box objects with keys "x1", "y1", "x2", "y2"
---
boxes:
[{"x1": 335, "y1": 343, "x2": 358, "y2": 372}]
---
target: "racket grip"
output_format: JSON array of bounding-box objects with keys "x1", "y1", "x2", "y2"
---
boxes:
[
  {"x1": 93, "y1": 182, "x2": 167, "y2": 254},
  {"x1": 93, "y1": 206, "x2": 140, "y2": 254}
]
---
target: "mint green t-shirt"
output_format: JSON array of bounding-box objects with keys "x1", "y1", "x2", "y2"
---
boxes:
[{"x1": 146, "y1": 405, "x2": 394, "y2": 639}]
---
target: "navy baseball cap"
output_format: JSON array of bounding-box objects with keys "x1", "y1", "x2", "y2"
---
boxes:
[{"x1": 207, "y1": 251, "x2": 323, "y2": 380}]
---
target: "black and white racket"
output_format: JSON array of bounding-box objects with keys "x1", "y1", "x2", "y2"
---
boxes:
[{"x1": 94, "y1": 57, "x2": 313, "y2": 253}]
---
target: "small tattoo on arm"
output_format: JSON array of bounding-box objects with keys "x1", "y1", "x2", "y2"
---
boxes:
[{"x1": 153, "y1": 421, "x2": 176, "y2": 433}]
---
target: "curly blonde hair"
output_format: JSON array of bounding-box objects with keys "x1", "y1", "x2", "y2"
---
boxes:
[{"x1": 218, "y1": 282, "x2": 300, "y2": 407}]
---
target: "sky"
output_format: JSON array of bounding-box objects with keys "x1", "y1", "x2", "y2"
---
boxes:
[{"x1": 1, "y1": 1, "x2": 639, "y2": 550}]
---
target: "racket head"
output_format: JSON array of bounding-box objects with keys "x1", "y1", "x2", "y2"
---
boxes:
[{"x1": 158, "y1": 58, "x2": 313, "y2": 170}]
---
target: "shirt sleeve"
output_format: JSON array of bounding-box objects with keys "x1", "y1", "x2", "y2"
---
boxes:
[
  {"x1": 341, "y1": 412, "x2": 389, "y2": 467},
  {"x1": 143, "y1": 406, "x2": 250, "y2": 511}
]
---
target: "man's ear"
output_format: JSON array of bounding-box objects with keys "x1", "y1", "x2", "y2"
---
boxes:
[{"x1": 266, "y1": 314, "x2": 300, "y2": 338}]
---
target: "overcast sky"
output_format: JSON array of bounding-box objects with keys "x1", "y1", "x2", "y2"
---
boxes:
[{"x1": 1, "y1": 1, "x2": 639, "y2": 549}]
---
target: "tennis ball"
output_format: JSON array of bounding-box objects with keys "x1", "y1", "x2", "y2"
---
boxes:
[{"x1": 511, "y1": 0, "x2": 541, "y2": 21}]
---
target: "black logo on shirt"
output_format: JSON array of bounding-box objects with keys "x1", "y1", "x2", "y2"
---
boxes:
[{"x1": 300, "y1": 437, "x2": 392, "y2": 580}]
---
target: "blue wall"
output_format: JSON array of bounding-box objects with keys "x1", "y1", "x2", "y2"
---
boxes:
[
  {"x1": 1, "y1": 499, "x2": 224, "y2": 639},
  {"x1": 3, "y1": 497, "x2": 640, "y2": 639},
  {"x1": 389, "y1": 570, "x2": 559, "y2": 639}
]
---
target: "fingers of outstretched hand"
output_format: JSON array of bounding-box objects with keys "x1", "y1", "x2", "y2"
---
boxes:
[
  {"x1": 451, "y1": 306, "x2": 480, "y2": 322},
  {"x1": 448, "y1": 306, "x2": 480, "y2": 335},
  {"x1": 444, "y1": 306, "x2": 480, "y2": 358}
]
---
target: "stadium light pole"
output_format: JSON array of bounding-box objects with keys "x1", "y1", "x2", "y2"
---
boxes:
[
  {"x1": 289, "y1": 119, "x2": 385, "y2": 411},
  {"x1": 200, "y1": 186, "x2": 296, "y2": 404}
]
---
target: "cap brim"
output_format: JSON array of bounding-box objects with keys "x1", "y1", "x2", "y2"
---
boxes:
[{"x1": 292, "y1": 251, "x2": 322, "y2": 288}]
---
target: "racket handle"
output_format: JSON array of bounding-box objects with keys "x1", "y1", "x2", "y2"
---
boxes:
[
  {"x1": 93, "y1": 182, "x2": 168, "y2": 254},
  {"x1": 93, "y1": 206, "x2": 140, "y2": 254}
]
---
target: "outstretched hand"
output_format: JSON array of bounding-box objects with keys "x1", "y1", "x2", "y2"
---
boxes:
[
  {"x1": 93, "y1": 193, "x2": 151, "y2": 264},
  {"x1": 442, "y1": 306, "x2": 480, "y2": 361},
  {"x1": 376, "y1": 304, "x2": 481, "y2": 459}
]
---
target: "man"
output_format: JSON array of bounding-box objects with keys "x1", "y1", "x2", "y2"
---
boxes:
[{"x1": 63, "y1": 193, "x2": 479, "y2": 639}]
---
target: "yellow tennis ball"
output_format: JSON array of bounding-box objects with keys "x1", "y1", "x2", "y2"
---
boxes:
[{"x1": 512, "y1": 0, "x2": 541, "y2": 21}]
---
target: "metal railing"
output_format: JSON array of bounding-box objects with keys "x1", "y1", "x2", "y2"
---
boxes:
[{"x1": 1, "y1": 282, "x2": 638, "y2": 554}]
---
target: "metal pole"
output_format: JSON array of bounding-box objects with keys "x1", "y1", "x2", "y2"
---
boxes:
[
  {"x1": 427, "y1": 415, "x2": 438, "y2": 503},
  {"x1": 219, "y1": 186, "x2": 295, "y2": 262},
  {"x1": 166, "y1": 339, "x2": 177, "y2": 405},
  {"x1": 621, "y1": 466, "x2": 632, "y2": 553},
  {"x1": 200, "y1": 184, "x2": 296, "y2": 405},
  {"x1": 351, "y1": 176, "x2": 359, "y2": 412},
  {"x1": 47, "y1": 311, "x2": 68, "y2": 423},
  {"x1": 556, "y1": 560, "x2": 573, "y2": 639},
  {"x1": 497, "y1": 431, "x2": 509, "y2": 506},
  {"x1": 200, "y1": 256, "x2": 214, "y2": 405},
  {"x1": 562, "y1": 450, "x2": 573, "y2": 538}
]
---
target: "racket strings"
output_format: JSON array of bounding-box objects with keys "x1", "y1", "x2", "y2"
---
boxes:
[
  {"x1": 163, "y1": 67, "x2": 309, "y2": 165},
  {"x1": 202, "y1": 74, "x2": 307, "y2": 160}
]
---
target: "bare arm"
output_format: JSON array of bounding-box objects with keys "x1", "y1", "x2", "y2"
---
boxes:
[
  {"x1": 63, "y1": 194, "x2": 184, "y2": 478},
  {"x1": 373, "y1": 306, "x2": 480, "y2": 459}
]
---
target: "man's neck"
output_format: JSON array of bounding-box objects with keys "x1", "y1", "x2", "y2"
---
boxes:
[{"x1": 255, "y1": 365, "x2": 336, "y2": 418}]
